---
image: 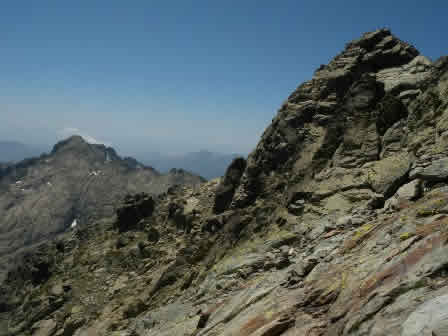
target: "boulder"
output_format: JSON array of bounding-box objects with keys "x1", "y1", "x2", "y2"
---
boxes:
[
  {"x1": 376, "y1": 55, "x2": 433, "y2": 94},
  {"x1": 62, "y1": 317, "x2": 85, "y2": 336},
  {"x1": 213, "y1": 157, "x2": 246, "y2": 214},
  {"x1": 167, "y1": 201, "x2": 194, "y2": 233},
  {"x1": 202, "y1": 215, "x2": 224, "y2": 233},
  {"x1": 50, "y1": 283, "x2": 64, "y2": 296},
  {"x1": 288, "y1": 199, "x2": 305, "y2": 215},
  {"x1": 147, "y1": 227, "x2": 160, "y2": 243},
  {"x1": 31, "y1": 319, "x2": 58, "y2": 336},
  {"x1": 381, "y1": 120, "x2": 407, "y2": 158},
  {"x1": 123, "y1": 297, "x2": 148, "y2": 319},
  {"x1": 402, "y1": 294, "x2": 448, "y2": 336},
  {"x1": 413, "y1": 158, "x2": 448, "y2": 182},
  {"x1": 367, "y1": 153, "x2": 412, "y2": 197},
  {"x1": 396, "y1": 179, "x2": 422, "y2": 200},
  {"x1": 384, "y1": 179, "x2": 423, "y2": 211},
  {"x1": 376, "y1": 94, "x2": 408, "y2": 135},
  {"x1": 115, "y1": 193, "x2": 155, "y2": 232},
  {"x1": 336, "y1": 216, "x2": 353, "y2": 228}
]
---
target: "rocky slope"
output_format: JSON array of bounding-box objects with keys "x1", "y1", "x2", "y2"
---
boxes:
[
  {"x1": 0, "y1": 136, "x2": 204, "y2": 282},
  {"x1": 2, "y1": 29, "x2": 448, "y2": 336}
]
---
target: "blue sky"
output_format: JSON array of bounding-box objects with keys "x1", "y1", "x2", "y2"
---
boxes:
[{"x1": 0, "y1": 0, "x2": 446, "y2": 156}]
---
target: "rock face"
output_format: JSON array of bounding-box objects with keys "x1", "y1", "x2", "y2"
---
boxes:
[
  {"x1": 412, "y1": 158, "x2": 448, "y2": 181},
  {"x1": 213, "y1": 157, "x2": 246, "y2": 214},
  {"x1": 115, "y1": 193, "x2": 155, "y2": 232},
  {"x1": 402, "y1": 293, "x2": 448, "y2": 336},
  {"x1": 2, "y1": 29, "x2": 448, "y2": 336},
  {"x1": 231, "y1": 29, "x2": 435, "y2": 213},
  {"x1": 0, "y1": 136, "x2": 204, "y2": 282}
]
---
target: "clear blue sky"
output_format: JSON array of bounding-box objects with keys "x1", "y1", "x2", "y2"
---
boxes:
[{"x1": 0, "y1": 0, "x2": 446, "y2": 156}]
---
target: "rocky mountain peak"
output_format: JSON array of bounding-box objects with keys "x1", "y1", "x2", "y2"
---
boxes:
[
  {"x1": 1, "y1": 30, "x2": 448, "y2": 336},
  {"x1": 51, "y1": 135, "x2": 88, "y2": 153},
  {"x1": 333, "y1": 29, "x2": 418, "y2": 72},
  {"x1": 230, "y1": 29, "x2": 436, "y2": 209},
  {"x1": 50, "y1": 135, "x2": 122, "y2": 164}
]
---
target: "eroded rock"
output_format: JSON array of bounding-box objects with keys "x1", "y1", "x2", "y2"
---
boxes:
[
  {"x1": 402, "y1": 294, "x2": 448, "y2": 336},
  {"x1": 413, "y1": 158, "x2": 448, "y2": 182},
  {"x1": 115, "y1": 193, "x2": 155, "y2": 232}
]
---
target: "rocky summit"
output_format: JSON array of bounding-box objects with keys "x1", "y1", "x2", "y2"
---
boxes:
[
  {"x1": 0, "y1": 135, "x2": 204, "y2": 283},
  {"x1": 1, "y1": 29, "x2": 448, "y2": 336}
]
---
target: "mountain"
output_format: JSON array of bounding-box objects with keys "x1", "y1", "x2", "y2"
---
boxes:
[
  {"x1": 0, "y1": 135, "x2": 204, "y2": 282},
  {"x1": 141, "y1": 150, "x2": 242, "y2": 180},
  {"x1": 0, "y1": 141, "x2": 44, "y2": 163},
  {"x1": 2, "y1": 29, "x2": 448, "y2": 336},
  {"x1": 0, "y1": 140, "x2": 241, "y2": 180}
]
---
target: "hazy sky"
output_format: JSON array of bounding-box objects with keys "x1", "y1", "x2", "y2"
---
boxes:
[{"x1": 1, "y1": 0, "x2": 446, "y2": 156}]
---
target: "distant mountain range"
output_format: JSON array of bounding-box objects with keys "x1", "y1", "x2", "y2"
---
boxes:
[
  {"x1": 140, "y1": 150, "x2": 242, "y2": 180},
  {"x1": 0, "y1": 140, "x2": 243, "y2": 180}
]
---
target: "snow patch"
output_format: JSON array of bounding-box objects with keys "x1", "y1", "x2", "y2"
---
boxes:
[
  {"x1": 89, "y1": 170, "x2": 102, "y2": 177},
  {"x1": 71, "y1": 219, "x2": 78, "y2": 229}
]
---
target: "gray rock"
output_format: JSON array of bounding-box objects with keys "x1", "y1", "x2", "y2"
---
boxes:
[
  {"x1": 307, "y1": 221, "x2": 329, "y2": 240},
  {"x1": 433, "y1": 324, "x2": 448, "y2": 336},
  {"x1": 414, "y1": 159, "x2": 448, "y2": 182},
  {"x1": 399, "y1": 89, "x2": 421, "y2": 100},
  {"x1": 337, "y1": 215, "x2": 353, "y2": 228},
  {"x1": 115, "y1": 193, "x2": 155, "y2": 232},
  {"x1": 50, "y1": 283, "x2": 64, "y2": 296},
  {"x1": 366, "y1": 193, "x2": 386, "y2": 209},
  {"x1": 381, "y1": 120, "x2": 407, "y2": 159},
  {"x1": 288, "y1": 199, "x2": 305, "y2": 215},
  {"x1": 397, "y1": 179, "x2": 423, "y2": 200},
  {"x1": 376, "y1": 55, "x2": 433, "y2": 94},
  {"x1": 351, "y1": 217, "x2": 366, "y2": 227},
  {"x1": 31, "y1": 319, "x2": 58, "y2": 336},
  {"x1": 385, "y1": 179, "x2": 422, "y2": 210},
  {"x1": 368, "y1": 153, "x2": 412, "y2": 197},
  {"x1": 213, "y1": 157, "x2": 246, "y2": 214},
  {"x1": 402, "y1": 294, "x2": 448, "y2": 336},
  {"x1": 279, "y1": 246, "x2": 290, "y2": 257},
  {"x1": 301, "y1": 257, "x2": 319, "y2": 277},
  {"x1": 147, "y1": 227, "x2": 160, "y2": 243},
  {"x1": 63, "y1": 317, "x2": 85, "y2": 336}
]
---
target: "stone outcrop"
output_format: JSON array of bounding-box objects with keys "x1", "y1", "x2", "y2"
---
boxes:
[
  {"x1": 213, "y1": 157, "x2": 246, "y2": 214},
  {"x1": 115, "y1": 193, "x2": 155, "y2": 232},
  {"x1": 1, "y1": 29, "x2": 448, "y2": 336},
  {"x1": 231, "y1": 29, "x2": 436, "y2": 215},
  {"x1": 412, "y1": 158, "x2": 448, "y2": 181}
]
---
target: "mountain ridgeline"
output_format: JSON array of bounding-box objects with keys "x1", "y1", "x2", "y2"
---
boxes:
[
  {"x1": 0, "y1": 135, "x2": 204, "y2": 282},
  {"x1": 0, "y1": 140, "x2": 242, "y2": 180},
  {"x1": 2, "y1": 29, "x2": 448, "y2": 336}
]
